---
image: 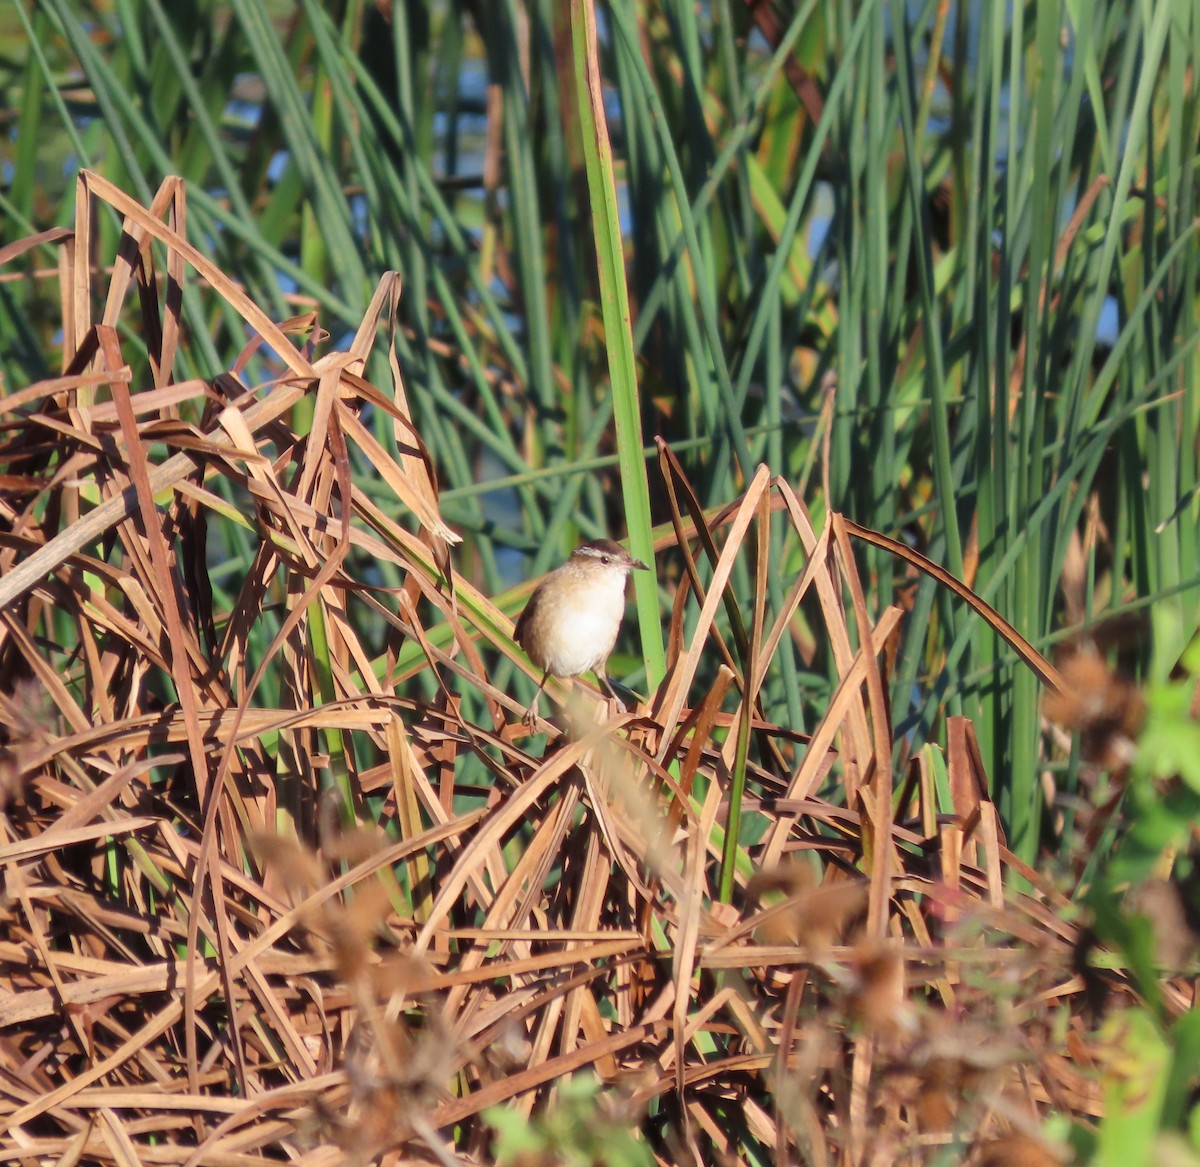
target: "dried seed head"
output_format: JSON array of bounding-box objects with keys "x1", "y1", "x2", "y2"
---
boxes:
[
  {"x1": 844, "y1": 940, "x2": 914, "y2": 1037},
  {"x1": 1043, "y1": 649, "x2": 1145, "y2": 769},
  {"x1": 749, "y1": 863, "x2": 868, "y2": 951},
  {"x1": 974, "y1": 1132, "x2": 1068, "y2": 1167}
]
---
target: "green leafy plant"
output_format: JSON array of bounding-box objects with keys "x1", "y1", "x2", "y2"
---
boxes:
[{"x1": 1062, "y1": 645, "x2": 1200, "y2": 1163}]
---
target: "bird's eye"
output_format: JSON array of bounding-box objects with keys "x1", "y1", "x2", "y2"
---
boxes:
[{"x1": 601, "y1": 556, "x2": 610, "y2": 564}]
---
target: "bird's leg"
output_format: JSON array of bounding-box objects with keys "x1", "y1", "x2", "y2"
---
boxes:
[
  {"x1": 593, "y1": 661, "x2": 627, "y2": 716},
  {"x1": 524, "y1": 669, "x2": 551, "y2": 730}
]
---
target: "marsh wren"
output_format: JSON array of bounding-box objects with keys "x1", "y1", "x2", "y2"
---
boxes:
[{"x1": 514, "y1": 539, "x2": 649, "y2": 726}]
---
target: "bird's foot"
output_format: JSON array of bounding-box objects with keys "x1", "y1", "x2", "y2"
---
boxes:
[{"x1": 597, "y1": 674, "x2": 630, "y2": 718}]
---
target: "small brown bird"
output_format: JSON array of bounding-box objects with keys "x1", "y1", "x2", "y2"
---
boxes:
[{"x1": 513, "y1": 539, "x2": 649, "y2": 726}]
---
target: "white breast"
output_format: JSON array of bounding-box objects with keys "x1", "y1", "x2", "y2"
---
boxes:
[{"x1": 533, "y1": 570, "x2": 628, "y2": 677}]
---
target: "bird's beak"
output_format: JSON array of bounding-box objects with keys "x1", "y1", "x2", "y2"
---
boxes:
[{"x1": 631, "y1": 557, "x2": 649, "y2": 571}]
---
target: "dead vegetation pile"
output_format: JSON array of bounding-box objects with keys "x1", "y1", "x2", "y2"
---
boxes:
[{"x1": 0, "y1": 175, "x2": 1180, "y2": 1166}]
